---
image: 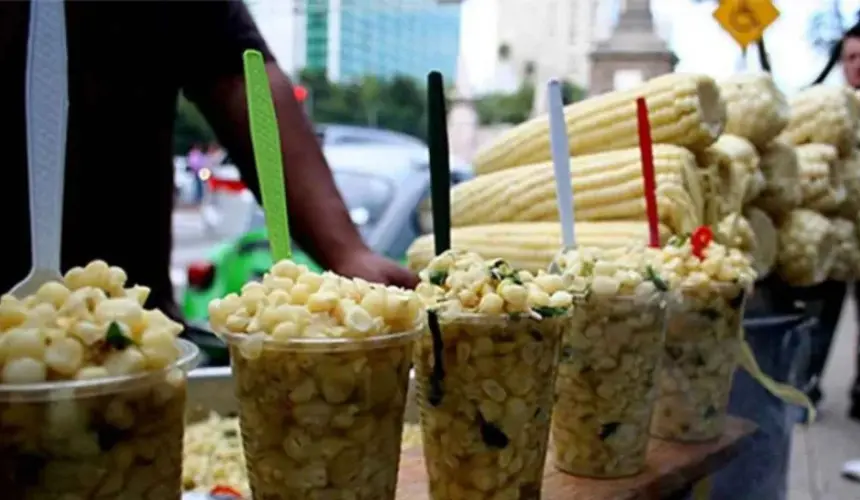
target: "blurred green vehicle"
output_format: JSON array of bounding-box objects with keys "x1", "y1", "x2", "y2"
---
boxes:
[{"x1": 181, "y1": 142, "x2": 472, "y2": 326}]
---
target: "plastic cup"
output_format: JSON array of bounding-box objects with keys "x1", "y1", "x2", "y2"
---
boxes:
[
  {"x1": 650, "y1": 285, "x2": 749, "y2": 442},
  {"x1": 551, "y1": 294, "x2": 666, "y2": 477},
  {"x1": 223, "y1": 328, "x2": 420, "y2": 500},
  {"x1": 0, "y1": 338, "x2": 199, "y2": 499},
  {"x1": 413, "y1": 312, "x2": 566, "y2": 500}
]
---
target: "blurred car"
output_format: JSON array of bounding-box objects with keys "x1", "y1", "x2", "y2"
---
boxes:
[
  {"x1": 173, "y1": 156, "x2": 199, "y2": 206},
  {"x1": 182, "y1": 142, "x2": 472, "y2": 325},
  {"x1": 314, "y1": 123, "x2": 427, "y2": 149}
]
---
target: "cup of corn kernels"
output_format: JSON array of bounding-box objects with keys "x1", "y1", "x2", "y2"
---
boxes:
[
  {"x1": 0, "y1": 260, "x2": 200, "y2": 499},
  {"x1": 208, "y1": 259, "x2": 424, "y2": 500},
  {"x1": 551, "y1": 247, "x2": 667, "y2": 478},
  {"x1": 648, "y1": 238, "x2": 755, "y2": 442},
  {"x1": 412, "y1": 251, "x2": 572, "y2": 500}
]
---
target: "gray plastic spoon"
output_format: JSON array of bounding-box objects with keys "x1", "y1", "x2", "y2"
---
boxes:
[{"x1": 10, "y1": 0, "x2": 68, "y2": 298}]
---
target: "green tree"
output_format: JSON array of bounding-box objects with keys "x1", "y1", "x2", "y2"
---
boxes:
[{"x1": 173, "y1": 94, "x2": 215, "y2": 155}]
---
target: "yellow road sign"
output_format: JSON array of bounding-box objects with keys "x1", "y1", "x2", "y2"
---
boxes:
[{"x1": 713, "y1": 0, "x2": 780, "y2": 48}]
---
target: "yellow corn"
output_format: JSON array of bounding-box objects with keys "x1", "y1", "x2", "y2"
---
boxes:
[
  {"x1": 839, "y1": 150, "x2": 860, "y2": 217},
  {"x1": 698, "y1": 134, "x2": 764, "y2": 218},
  {"x1": 780, "y1": 85, "x2": 859, "y2": 155},
  {"x1": 715, "y1": 212, "x2": 756, "y2": 257},
  {"x1": 472, "y1": 73, "x2": 727, "y2": 176},
  {"x1": 776, "y1": 209, "x2": 838, "y2": 286},
  {"x1": 753, "y1": 139, "x2": 802, "y2": 218},
  {"x1": 405, "y1": 221, "x2": 672, "y2": 273},
  {"x1": 450, "y1": 145, "x2": 704, "y2": 235},
  {"x1": 829, "y1": 218, "x2": 860, "y2": 281},
  {"x1": 743, "y1": 207, "x2": 777, "y2": 278},
  {"x1": 718, "y1": 72, "x2": 789, "y2": 149},
  {"x1": 796, "y1": 143, "x2": 845, "y2": 213}
]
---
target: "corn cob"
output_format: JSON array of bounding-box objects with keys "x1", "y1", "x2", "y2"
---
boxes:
[
  {"x1": 715, "y1": 213, "x2": 756, "y2": 257},
  {"x1": 776, "y1": 209, "x2": 838, "y2": 286},
  {"x1": 753, "y1": 139, "x2": 802, "y2": 218},
  {"x1": 450, "y1": 145, "x2": 704, "y2": 235},
  {"x1": 829, "y1": 218, "x2": 860, "y2": 281},
  {"x1": 718, "y1": 72, "x2": 789, "y2": 149},
  {"x1": 780, "y1": 85, "x2": 859, "y2": 155},
  {"x1": 697, "y1": 134, "x2": 764, "y2": 218},
  {"x1": 472, "y1": 73, "x2": 727, "y2": 176},
  {"x1": 405, "y1": 222, "x2": 672, "y2": 273},
  {"x1": 796, "y1": 143, "x2": 845, "y2": 213},
  {"x1": 743, "y1": 207, "x2": 777, "y2": 278},
  {"x1": 839, "y1": 150, "x2": 860, "y2": 217}
]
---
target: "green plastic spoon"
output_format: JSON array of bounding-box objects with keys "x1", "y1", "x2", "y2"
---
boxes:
[{"x1": 242, "y1": 49, "x2": 291, "y2": 261}]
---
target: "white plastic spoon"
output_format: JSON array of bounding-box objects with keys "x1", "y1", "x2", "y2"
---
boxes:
[
  {"x1": 546, "y1": 79, "x2": 576, "y2": 274},
  {"x1": 10, "y1": 0, "x2": 69, "y2": 298}
]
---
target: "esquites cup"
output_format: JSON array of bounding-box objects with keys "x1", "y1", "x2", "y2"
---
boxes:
[
  {"x1": 209, "y1": 259, "x2": 425, "y2": 500},
  {"x1": 649, "y1": 284, "x2": 748, "y2": 442},
  {"x1": 414, "y1": 312, "x2": 565, "y2": 500},
  {"x1": 411, "y1": 250, "x2": 574, "y2": 500},
  {"x1": 552, "y1": 293, "x2": 665, "y2": 478},
  {"x1": 224, "y1": 328, "x2": 419, "y2": 499},
  {"x1": 0, "y1": 338, "x2": 199, "y2": 499}
]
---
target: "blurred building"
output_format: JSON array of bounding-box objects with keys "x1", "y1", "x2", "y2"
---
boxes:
[
  {"x1": 303, "y1": 0, "x2": 463, "y2": 83},
  {"x1": 588, "y1": 0, "x2": 676, "y2": 95},
  {"x1": 493, "y1": 0, "x2": 610, "y2": 90}
]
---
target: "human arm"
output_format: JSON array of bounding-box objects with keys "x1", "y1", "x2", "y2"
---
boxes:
[{"x1": 179, "y1": 1, "x2": 417, "y2": 287}]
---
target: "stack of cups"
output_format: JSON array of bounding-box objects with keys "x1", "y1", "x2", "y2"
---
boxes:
[
  {"x1": 550, "y1": 247, "x2": 667, "y2": 478},
  {"x1": 412, "y1": 250, "x2": 573, "y2": 499}
]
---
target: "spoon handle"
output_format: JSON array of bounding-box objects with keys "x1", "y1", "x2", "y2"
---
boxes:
[
  {"x1": 547, "y1": 79, "x2": 575, "y2": 249},
  {"x1": 25, "y1": 0, "x2": 68, "y2": 272}
]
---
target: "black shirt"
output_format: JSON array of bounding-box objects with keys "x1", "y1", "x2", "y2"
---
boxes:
[{"x1": 0, "y1": 1, "x2": 273, "y2": 316}]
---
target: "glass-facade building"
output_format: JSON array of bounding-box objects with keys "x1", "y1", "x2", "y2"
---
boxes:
[{"x1": 304, "y1": 0, "x2": 462, "y2": 83}]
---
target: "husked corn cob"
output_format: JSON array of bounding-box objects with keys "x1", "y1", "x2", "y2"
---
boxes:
[
  {"x1": 754, "y1": 140, "x2": 802, "y2": 218},
  {"x1": 776, "y1": 209, "x2": 838, "y2": 286},
  {"x1": 718, "y1": 72, "x2": 789, "y2": 148},
  {"x1": 839, "y1": 150, "x2": 860, "y2": 217},
  {"x1": 780, "y1": 86, "x2": 860, "y2": 155},
  {"x1": 698, "y1": 134, "x2": 764, "y2": 218},
  {"x1": 743, "y1": 207, "x2": 777, "y2": 278},
  {"x1": 829, "y1": 218, "x2": 860, "y2": 281},
  {"x1": 796, "y1": 143, "x2": 845, "y2": 213},
  {"x1": 405, "y1": 222, "x2": 671, "y2": 273},
  {"x1": 472, "y1": 73, "x2": 726, "y2": 175},
  {"x1": 450, "y1": 145, "x2": 704, "y2": 235}
]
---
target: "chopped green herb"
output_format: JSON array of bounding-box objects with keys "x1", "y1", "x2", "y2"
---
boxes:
[
  {"x1": 599, "y1": 422, "x2": 620, "y2": 440},
  {"x1": 645, "y1": 265, "x2": 668, "y2": 292},
  {"x1": 580, "y1": 260, "x2": 595, "y2": 277},
  {"x1": 704, "y1": 405, "x2": 717, "y2": 418},
  {"x1": 105, "y1": 322, "x2": 133, "y2": 350},
  {"x1": 668, "y1": 234, "x2": 690, "y2": 247},
  {"x1": 428, "y1": 270, "x2": 447, "y2": 286},
  {"x1": 477, "y1": 411, "x2": 509, "y2": 449},
  {"x1": 532, "y1": 306, "x2": 568, "y2": 318},
  {"x1": 560, "y1": 345, "x2": 575, "y2": 362},
  {"x1": 699, "y1": 308, "x2": 720, "y2": 320}
]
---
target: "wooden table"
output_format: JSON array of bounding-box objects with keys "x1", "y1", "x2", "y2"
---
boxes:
[{"x1": 396, "y1": 416, "x2": 756, "y2": 500}]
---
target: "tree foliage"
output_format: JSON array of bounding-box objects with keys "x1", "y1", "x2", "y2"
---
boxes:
[{"x1": 173, "y1": 69, "x2": 586, "y2": 150}]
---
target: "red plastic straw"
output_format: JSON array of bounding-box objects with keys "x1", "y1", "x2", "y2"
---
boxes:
[{"x1": 636, "y1": 97, "x2": 660, "y2": 248}]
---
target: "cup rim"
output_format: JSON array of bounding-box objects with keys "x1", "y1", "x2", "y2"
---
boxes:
[
  {"x1": 0, "y1": 338, "x2": 200, "y2": 399},
  {"x1": 219, "y1": 326, "x2": 422, "y2": 353}
]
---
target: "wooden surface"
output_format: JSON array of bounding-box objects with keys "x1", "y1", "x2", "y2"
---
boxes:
[{"x1": 396, "y1": 416, "x2": 756, "y2": 500}]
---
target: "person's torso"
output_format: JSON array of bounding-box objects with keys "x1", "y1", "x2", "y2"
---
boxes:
[{"x1": 0, "y1": 1, "x2": 194, "y2": 308}]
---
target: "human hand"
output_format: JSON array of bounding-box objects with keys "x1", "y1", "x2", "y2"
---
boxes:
[{"x1": 331, "y1": 249, "x2": 419, "y2": 289}]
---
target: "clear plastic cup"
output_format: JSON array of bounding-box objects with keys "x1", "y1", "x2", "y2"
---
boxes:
[
  {"x1": 412, "y1": 312, "x2": 566, "y2": 500},
  {"x1": 0, "y1": 338, "x2": 199, "y2": 499},
  {"x1": 551, "y1": 294, "x2": 666, "y2": 478},
  {"x1": 223, "y1": 328, "x2": 420, "y2": 500},
  {"x1": 650, "y1": 285, "x2": 749, "y2": 442}
]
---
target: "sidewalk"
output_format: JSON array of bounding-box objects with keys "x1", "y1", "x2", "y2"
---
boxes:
[{"x1": 789, "y1": 295, "x2": 860, "y2": 500}]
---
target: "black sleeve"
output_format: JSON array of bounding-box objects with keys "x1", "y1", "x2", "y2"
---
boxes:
[{"x1": 179, "y1": 0, "x2": 276, "y2": 89}]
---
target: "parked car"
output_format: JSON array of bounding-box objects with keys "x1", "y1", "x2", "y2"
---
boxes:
[{"x1": 182, "y1": 143, "x2": 472, "y2": 327}]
